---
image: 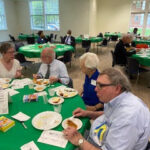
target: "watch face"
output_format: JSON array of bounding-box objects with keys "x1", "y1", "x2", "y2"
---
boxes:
[{"x1": 78, "y1": 139, "x2": 84, "y2": 145}]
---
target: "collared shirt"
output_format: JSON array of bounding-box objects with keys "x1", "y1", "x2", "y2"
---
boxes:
[
  {"x1": 65, "y1": 36, "x2": 71, "y2": 45},
  {"x1": 38, "y1": 59, "x2": 69, "y2": 85},
  {"x1": 89, "y1": 92, "x2": 150, "y2": 150},
  {"x1": 37, "y1": 37, "x2": 47, "y2": 44},
  {"x1": 82, "y1": 69, "x2": 102, "y2": 106}
]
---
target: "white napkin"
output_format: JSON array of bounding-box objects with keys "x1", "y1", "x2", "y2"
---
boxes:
[
  {"x1": 34, "y1": 91, "x2": 47, "y2": 96},
  {"x1": 38, "y1": 130, "x2": 68, "y2": 148},
  {"x1": 21, "y1": 141, "x2": 39, "y2": 150},
  {"x1": 12, "y1": 112, "x2": 30, "y2": 122},
  {"x1": 4, "y1": 88, "x2": 19, "y2": 96}
]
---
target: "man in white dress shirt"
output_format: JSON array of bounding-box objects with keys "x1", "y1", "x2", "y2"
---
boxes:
[{"x1": 34, "y1": 47, "x2": 70, "y2": 85}]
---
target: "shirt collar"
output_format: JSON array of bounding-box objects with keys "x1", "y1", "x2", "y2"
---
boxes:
[{"x1": 107, "y1": 91, "x2": 128, "y2": 108}]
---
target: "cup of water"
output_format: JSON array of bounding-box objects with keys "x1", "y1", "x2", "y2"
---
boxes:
[
  {"x1": 28, "y1": 84, "x2": 34, "y2": 89},
  {"x1": 48, "y1": 88, "x2": 55, "y2": 96},
  {"x1": 53, "y1": 104, "x2": 62, "y2": 113}
]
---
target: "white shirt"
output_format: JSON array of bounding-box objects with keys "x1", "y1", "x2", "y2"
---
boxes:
[
  {"x1": 38, "y1": 59, "x2": 70, "y2": 85},
  {"x1": 65, "y1": 36, "x2": 71, "y2": 45},
  {"x1": 0, "y1": 59, "x2": 20, "y2": 78},
  {"x1": 89, "y1": 92, "x2": 150, "y2": 150}
]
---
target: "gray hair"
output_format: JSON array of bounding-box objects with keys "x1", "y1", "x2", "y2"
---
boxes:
[
  {"x1": 79, "y1": 52, "x2": 99, "y2": 69},
  {"x1": 122, "y1": 33, "x2": 133, "y2": 41},
  {"x1": 100, "y1": 68, "x2": 131, "y2": 92}
]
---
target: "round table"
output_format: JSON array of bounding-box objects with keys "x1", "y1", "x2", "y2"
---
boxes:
[
  {"x1": 75, "y1": 37, "x2": 103, "y2": 44},
  {"x1": 104, "y1": 33, "x2": 122, "y2": 38},
  {"x1": 133, "y1": 39, "x2": 150, "y2": 46},
  {"x1": 19, "y1": 44, "x2": 74, "y2": 58},
  {"x1": 18, "y1": 34, "x2": 38, "y2": 40},
  {"x1": 131, "y1": 49, "x2": 150, "y2": 66}
]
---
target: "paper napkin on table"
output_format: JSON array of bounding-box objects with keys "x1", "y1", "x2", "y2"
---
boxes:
[
  {"x1": 4, "y1": 88, "x2": 19, "y2": 96},
  {"x1": 12, "y1": 112, "x2": 30, "y2": 122},
  {"x1": 34, "y1": 91, "x2": 47, "y2": 96},
  {"x1": 38, "y1": 130, "x2": 68, "y2": 148},
  {"x1": 21, "y1": 141, "x2": 39, "y2": 150}
]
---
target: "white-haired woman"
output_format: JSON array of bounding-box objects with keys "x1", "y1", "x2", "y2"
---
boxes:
[{"x1": 80, "y1": 52, "x2": 103, "y2": 111}]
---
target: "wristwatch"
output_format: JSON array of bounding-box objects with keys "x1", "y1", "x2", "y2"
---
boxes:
[{"x1": 78, "y1": 138, "x2": 84, "y2": 146}]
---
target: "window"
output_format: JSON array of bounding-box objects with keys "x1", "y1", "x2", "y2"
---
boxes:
[
  {"x1": 129, "y1": 0, "x2": 150, "y2": 35},
  {"x1": 0, "y1": 0, "x2": 7, "y2": 30},
  {"x1": 29, "y1": 0, "x2": 59, "y2": 31}
]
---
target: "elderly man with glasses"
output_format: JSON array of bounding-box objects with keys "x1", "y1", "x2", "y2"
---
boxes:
[
  {"x1": 63, "y1": 68, "x2": 150, "y2": 150},
  {"x1": 33, "y1": 47, "x2": 70, "y2": 85}
]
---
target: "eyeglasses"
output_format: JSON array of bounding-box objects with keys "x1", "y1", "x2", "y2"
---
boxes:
[{"x1": 96, "y1": 82, "x2": 115, "y2": 89}]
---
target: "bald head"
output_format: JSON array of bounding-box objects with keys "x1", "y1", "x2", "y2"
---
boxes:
[{"x1": 41, "y1": 47, "x2": 56, "y2": 64}]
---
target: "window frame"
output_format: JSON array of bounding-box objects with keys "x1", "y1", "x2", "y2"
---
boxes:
[
  {"x1": 0, "y1": 0, "x2": 7, "y2": 31},
  {"x1": 130, "y1": 0, "x2": 150, "y2": 35},
  {"x1": 29, "y1": 0, "x2": 60, "y2": 31}
]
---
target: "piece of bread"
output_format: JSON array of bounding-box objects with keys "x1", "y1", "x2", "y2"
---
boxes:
[{"x1": 52, "y1": 97, "x2": 60, "y2": 103}]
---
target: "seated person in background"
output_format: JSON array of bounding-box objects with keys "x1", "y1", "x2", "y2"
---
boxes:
[
  {"x1": 79, "y1": 52, "x2": 103, "y2": 111},
  {"x1": 114, "y1": 34, "x2": 140, "y2": 66},
  {"x1": 133, "y1": 27, "x2": 138, "y2": 37},
  {"x1": 33, "y1": 47, "x2": 70, "y2": 85},
  {"x1": 37, "y1": 30, "x2": 47, "y2": 44},
  {"x1": 63, "y1": 30, "x2": 75, "y2": 47},
  {"x1": 63, "y1": 68, "x2": 150, "y2": 150},
  {"x1": 0, "y1": 43, "x2": 22, "y2": 78}
]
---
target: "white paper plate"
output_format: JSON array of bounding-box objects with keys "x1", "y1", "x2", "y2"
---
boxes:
[
  {"x1": 56, "y1": 88, "x2": 78, "y2": 98},
  {"x1": 0, "y1": 78, "x2": 11, "y2": 84},
  {"x1": 34, "y1": 79, "x2": 49, "y2": 86},
  {"x1": 34, "y1": 85, "x2": 46, "y2": 92},
  {"x1": 62, "y1": 118, "x2": 82, "y2": 130},
  {"x1": 48, "y1": 97, "x2": 64, "y2": 105},
  {"x1": 32, "y1": 111, "x2": 62, "y2": 130}
]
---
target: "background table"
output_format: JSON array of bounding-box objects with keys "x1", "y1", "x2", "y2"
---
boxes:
[
  {"x1": 75, "y1": 37, "x2": 103, "y2": 44},
  {"x1": 104, "y1": 32, "x2": 122, "y2": 38},
  {"x1": 131, "y1": 50, "x2": 150, "y2": 66},
  {"x1": 18, "y1": 34, "x2": 38, "y2": 40},
  {"x1": 0, "y1": 82, "x2": 90, "y2": 150},
  {"x1": 133, "y1": 39, "x2": 150, "y2": 46},
  {"x1": 19, "y1": 44, "x2": 74, "y2": 58}
]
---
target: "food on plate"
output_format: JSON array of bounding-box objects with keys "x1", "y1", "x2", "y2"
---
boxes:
[
  {"x1": 43, "y1": 80, "x2": 49, "y2": 85},
  {"x1": 36, "y1": 80, "x2": 43, "y2": 85},
  {"x1": 66, "y1": 120, "x2": 77, "y2": 129},
  {"x1": 51, "y1": 97, "x2": 61, "y2": 103},
  {"x1": 2, "y1": 84, "x2": 9, "y2": 89},
  {"x1": 36, "y1": 87, "x2": 44, "y2": 91}
]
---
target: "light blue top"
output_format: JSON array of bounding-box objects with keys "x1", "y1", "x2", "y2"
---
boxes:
[
  {"x1": 38, "y1": 59, "x2": 69, "y2": 85},
  {"x1": 89, "y1": 92, "x2": 150, "y2": 150}
]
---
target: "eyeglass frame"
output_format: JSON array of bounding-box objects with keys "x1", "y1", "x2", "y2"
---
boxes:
[{"x1": 96, "y1": 82, "x2": 115, "y2": 89}]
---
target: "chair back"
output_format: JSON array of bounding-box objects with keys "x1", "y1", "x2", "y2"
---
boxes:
[
  {"x1": 15, "y1": 42, "x2": 24, "y2": 51},
  {"x1": 54, "y1": 34, "x2": 57, "y2": 40},
  {"x1": 60, "y1": 36, "x2": 64, "y2": 43},
  {"x1": 26, "y1": 37, "x2": 35, "y2": 44},
  {"x1": 102, "y1": 38, "x2": 108, "y2": 46},
  {"x1": 63, "y1": 51, "x2": 72, "y2": 63},
  {"x1": 67, "y1": 77, "x2": 73, "y2": 88},
  {"x1": 15, "y1": 53, "x2": 27, "y2": 63},
  {"x1": 111, "y1": 35, "x2": 118, "y2": 41},
  {"x1": 136, "y1": 44, "x2": 148, "y2": 49},
  {"x1": 127, "y1": 57, "x2": 139, "y2": 75},
  {"x1": 9, "y1": 34, "x2": 16, "y2": 42},
  {"x1": 82, "y1": 40, "x2": 91, "y2": 48},
  {"x1": 97, "y1": 32, "x2": 103, "y2": 38},
  {"x1": 111, "y1": 50, "x2": 116, "y2": 67}
]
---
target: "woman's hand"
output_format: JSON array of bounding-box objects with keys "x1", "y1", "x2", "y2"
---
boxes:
[{"x1": 15, "y1": 69, "x2": 22, "y2": 78}]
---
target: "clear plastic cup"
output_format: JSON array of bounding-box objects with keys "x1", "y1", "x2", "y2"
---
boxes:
[
  {"x1": 48, "y1": 89, "x2": 55, "y2": 96},
  {"x1": 28, "y1": 84, "x2": 34, "y2": 89},
  {"x1": 53, "y1": 104, "x2": 62, "y2": 113}
]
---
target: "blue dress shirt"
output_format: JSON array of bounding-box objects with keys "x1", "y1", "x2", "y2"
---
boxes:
[
  {"x1": 82, "y1": 69, "x2": 102, "y2": 106},
  {"x1": 89, "y1": 92, "x2": 150, "y2": 150}
]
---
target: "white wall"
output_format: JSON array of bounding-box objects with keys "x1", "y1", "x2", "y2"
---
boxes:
[
  {"x1": 97, "y1": 0, "x2": 132, "y2": 34},
  {"x1": 0, "y1": 0, "x2": 18, "y2": 42},
  {"x1": 0, "y1": 0, "x2": 133, "y2": 42},
  {"x1": 15, "y1": 0, "x2": 90, "y2": 38}
]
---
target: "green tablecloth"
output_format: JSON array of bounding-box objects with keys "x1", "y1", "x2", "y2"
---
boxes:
[
  {"x1": 131, "y1": 50, "x2": 150, "y2": 66},
  {"x1": 18, "y1": 34, "x2": 39, "y2": 40},
  {"x1": 0, "y1": 82, "x2": 90, "y2": 150},
  {"x1": 104, "y1": 33, "x2": 122, "y2": 38},
  {"x1": 19, "y1": 44, "x2": 74, "y2": 58},
  {"x1": 75, "y1": 37, "x2": 103, "y2": 44},
  {"x1": 133, "y1": 39, "x2": 150, "y2": 46}
]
